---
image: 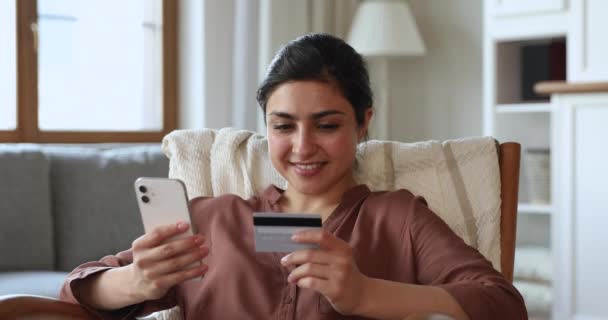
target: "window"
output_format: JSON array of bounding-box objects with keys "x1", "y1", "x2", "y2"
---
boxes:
[
  {"x1": 0, "y1": 0, "x2": 177, "y2": 143},
  {"x1": 0, "y1": 0, "x2": 17, "y2": 132}
]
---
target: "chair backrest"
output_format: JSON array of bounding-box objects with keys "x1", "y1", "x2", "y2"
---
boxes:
[{"x1": 162, "y1": 128, "x2": 520, "y2": 281}]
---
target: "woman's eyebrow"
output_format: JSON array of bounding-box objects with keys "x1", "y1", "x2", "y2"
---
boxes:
[
  {"x1": 311, "y1": 110, "x2": 345, "y2": 119},
  {"x1": 267, "y1": 110, "x2": 346, "y2": 120},
  {"x1": 267, "y1": 111, "x2": 295, "y2": 120}
]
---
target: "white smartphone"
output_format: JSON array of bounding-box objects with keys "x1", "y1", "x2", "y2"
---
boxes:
[{"x1": 134, "y1": 177, "x2": 202, "y2": 279}]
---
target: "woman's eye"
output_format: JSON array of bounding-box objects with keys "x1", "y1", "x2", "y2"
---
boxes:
[
  {"x1": 273, "y1": 124, "x2": 294, "y2": 131},
  {"x1": 318, "y1": 124, "x2": 339, "y2": 130}
]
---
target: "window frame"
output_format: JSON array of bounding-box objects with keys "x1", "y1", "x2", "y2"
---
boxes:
[{"x1": 0, "y1": 0, "x2": 178, "y2": 143}]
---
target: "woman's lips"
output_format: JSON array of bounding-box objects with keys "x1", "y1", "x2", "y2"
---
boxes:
[{"x1": 290, "y1": 162, "x2": 326, "y2": 177}]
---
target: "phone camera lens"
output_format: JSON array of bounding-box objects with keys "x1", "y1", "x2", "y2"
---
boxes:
[
  {"x1": 139, "y1": 185, "x2": 147, "y2": 193},
  {"x1": 141, "y1": 195, "x2": 150, "y2": 203}
]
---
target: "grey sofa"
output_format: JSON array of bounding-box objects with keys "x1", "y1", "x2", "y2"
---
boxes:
[{"x1": 0, "y1": 143, "x2": 169, "y2": 298}]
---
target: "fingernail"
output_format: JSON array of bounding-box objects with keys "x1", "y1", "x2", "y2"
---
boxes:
[
  {"x1": 193, "y1": 235, "x2": 204, "y2": 245},
  {"x1": 291, "y1": 234, "x2": 299, "y2": 241},
  {"x1": 280, "y1": 254, "x2": 289, "y2": 264},
  {"x1": 177, "y1": 222, "x2": 189, "y2": 230}
]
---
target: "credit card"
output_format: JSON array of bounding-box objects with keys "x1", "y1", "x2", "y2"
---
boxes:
[{"x1": 253, "y1": 212, "x2": 322, "y2": 252}]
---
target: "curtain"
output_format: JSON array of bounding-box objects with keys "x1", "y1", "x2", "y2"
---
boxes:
[
  {"x1": 254, "y1": 0, "x2": 360, "y2": 132},
  {"x1": 309, "y1": 0, "x2": 359, "y2": 38}
]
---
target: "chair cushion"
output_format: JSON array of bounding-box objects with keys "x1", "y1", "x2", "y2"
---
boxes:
[
  {"x1": 162, "y1": 128, "x2": 502, "y2": 270},
  {"x1": 0, "y1": 145, "x2": 54, "y2": 271},
  {"x1": 43, "y1": 145, "x2": 169, "y2": 271},
  {"x1": 0, "y1": 271, "x2": 69, "y2": 298}
]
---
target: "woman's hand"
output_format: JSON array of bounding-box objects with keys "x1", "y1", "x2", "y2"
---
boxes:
[
  {"x1": 127, "y1": 222, "x2": 209, "y2": 301},
  {"x1": 280, "y1": 230, "x2": 369, "y2": 315}
]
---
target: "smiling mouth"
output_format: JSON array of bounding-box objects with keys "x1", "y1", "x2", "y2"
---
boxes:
[
  {"x1": 289, "y1": 162, "x2": 327, "y2": 176},
  {"x1": 291, "y1": 162, "x2": 324, "y2": 169}
]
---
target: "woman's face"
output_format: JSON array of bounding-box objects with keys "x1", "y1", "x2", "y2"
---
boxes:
[{"x1": 265, "y1": 80, "x2": 370, "y2": 196}]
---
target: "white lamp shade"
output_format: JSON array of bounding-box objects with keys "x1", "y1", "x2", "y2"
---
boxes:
[{"x1": 347, "y1": 0, "x2": 426, "y2": 57}]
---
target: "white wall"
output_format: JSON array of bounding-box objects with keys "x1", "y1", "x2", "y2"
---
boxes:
[
  {"x1": 256, "y1": 0, "x2": 483, "y2": 142},
  {"x1": 389, "y1": 0, "x2": 483, "y2": 142},
  {"x1": 179, "y1": 0, "x2": 259, "y2": 131},
  {"x1": 179, "y1": 0, "x2": 484, "y2": 142},
  {"x1": 178, "y1": 0, "x2": 205, "y2": 129},
  {"x1": 257, "y1": 0, "x2": 311, "y2": 133}
]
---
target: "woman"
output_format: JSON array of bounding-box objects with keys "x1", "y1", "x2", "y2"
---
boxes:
[{"x1": 60, "y1": 33, "x2": 527, "y2": 319}]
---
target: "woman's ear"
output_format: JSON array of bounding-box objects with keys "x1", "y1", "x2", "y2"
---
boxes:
[{"x1": 358, "y1": 108, "x2": 374, "y2": 140}]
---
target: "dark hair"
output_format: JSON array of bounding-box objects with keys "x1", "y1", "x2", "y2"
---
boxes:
[{"x1": 256, "y1": 33, "x2": 373, "y2": 127}]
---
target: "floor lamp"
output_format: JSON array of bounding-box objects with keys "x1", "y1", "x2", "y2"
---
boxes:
[{"x1": 347, "y1": 0, "x2": 426, "y2": 140}]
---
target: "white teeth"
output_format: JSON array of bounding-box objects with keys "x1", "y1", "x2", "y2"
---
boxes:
[{"x1": 294, "y1": 163, "x2": 322, "y2": 170}]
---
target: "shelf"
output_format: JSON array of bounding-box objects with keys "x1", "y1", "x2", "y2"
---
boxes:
[
  {"x1": 518, "y1": 203, "x2": 552, "y2": 215},
  {"x1": 535, "y1": 81, "x2": 608, "y2": 95},
  {"x1": 489, "y1": 11, "x2": 568, "y2": 41},
  {"x1": 496, "y1": 103, "x2": 551, "y2": 113},
  {"x1": 494, "y1": 38, "x2": 566, "y2": 107}
]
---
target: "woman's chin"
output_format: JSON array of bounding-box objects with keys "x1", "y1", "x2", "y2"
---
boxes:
[{"x1": 287, "y1": 177, "x2": 329, "y2": 195}]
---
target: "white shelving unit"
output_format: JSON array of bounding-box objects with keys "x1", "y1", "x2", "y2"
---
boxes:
[
  {"x1": 483, "y1": 1, "x2": 565, "y2": 319},
  {"x1": 517, "y1": 203, "x2": 552, "y2": 215},
  {"x1": 496, "y1": 103, "x2": 552, "y2": 114},
  {"x1": 551, "y1": 91, "x2": 608, "y2": 320},
  {"x1": 485, "y1": 1, "x2": 608, "y2": 319},
  {"x1": 483, "y1": 1, "x2": 565, "y2": 227}
]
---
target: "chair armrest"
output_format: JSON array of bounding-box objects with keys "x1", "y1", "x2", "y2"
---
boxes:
[
  {"x1": 0, "y1": 295, "x2": 456, "y2": 320},
  {"x1": 0, "y1": 294, "x2": 96, "y2": 320}
]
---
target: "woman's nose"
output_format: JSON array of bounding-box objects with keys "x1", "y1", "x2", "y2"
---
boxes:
[{"x1": 292, "y1": 129, "x2": 316, "y2": 156}]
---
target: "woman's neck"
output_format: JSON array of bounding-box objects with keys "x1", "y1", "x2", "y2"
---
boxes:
[{"x1": 280, "y1": 176, "x2": 357, "y2": 221}]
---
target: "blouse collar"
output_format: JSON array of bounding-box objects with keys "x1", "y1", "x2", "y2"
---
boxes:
[{"x1": 261, "y1": 184, "x2": 370, "y2": 209}]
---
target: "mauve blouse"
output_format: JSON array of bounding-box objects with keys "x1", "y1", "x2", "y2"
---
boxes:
[{"x1": 60, "y1": 185, "x2": 527, "y2": 319}]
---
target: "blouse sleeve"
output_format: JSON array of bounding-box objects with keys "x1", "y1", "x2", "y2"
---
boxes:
[
  {"x1": 59, "y1": 249, "x2": 177, "y2": 319},
  {"x1": 404, "y1": 196, "x2": 528, "y2": 320}
]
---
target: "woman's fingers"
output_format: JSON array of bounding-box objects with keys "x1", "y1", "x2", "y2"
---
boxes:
[
  {"x1": 286, "y1": 262, "x2": 334, "y2": 298},
  {"x1": 287, "y1": 265, "x2": 334, "y2": 299},
  {"x1": 146, "y1": 234, "x2": 205, "y2": 260},
  {"x1": 292, "y1": 230, "x2": 350, "y2": 252},
  {"x1": 281, "y1": 248, "x2": 333, "y2": 267},
  {"x1": 133, "y1": 221, "x2": 191, "y2": 250},
  {"x1": 282, "y1": 230, "x2": 367, "y2": 314},
  {"x1": 155, "y1": 263, "x2": 209, "y2": 289},
  {"x1": 134, "y1": 235, "x2": 205, "y2": 269},
  {"x1": 294, "y1": 276, "x2": 330, "y2": 294},
  {"x1": 145, "y1": 246, "x2": 209, "y2": 277},
  {"x1": 128, "y1": 222, "x2": 210, "y2": 301},
  {"x1": 287, "y1": 262, "x2": 330, "y2": 283},
  {"x1": 282, "y1": 230, "x2": 351, "y2": 268}
]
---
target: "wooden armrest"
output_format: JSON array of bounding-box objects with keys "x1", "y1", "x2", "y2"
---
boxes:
[
  {"x1": 0, "y1": 294, "x2": 96, "y2": 320},
  {"x1": 0, "y1": 295, "x2": 456, "y2": 320}
]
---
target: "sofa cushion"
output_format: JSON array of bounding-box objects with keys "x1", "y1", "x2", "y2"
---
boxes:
[
  {"x1": 44, "y1": 145, "x2": 169, "y2": 271},
  {"x1": 0, "y1": 145, "x2": 54, "y2": 271},
  {"x1": 0, "y1": 271, "x2": 68, "y2": 298}
]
